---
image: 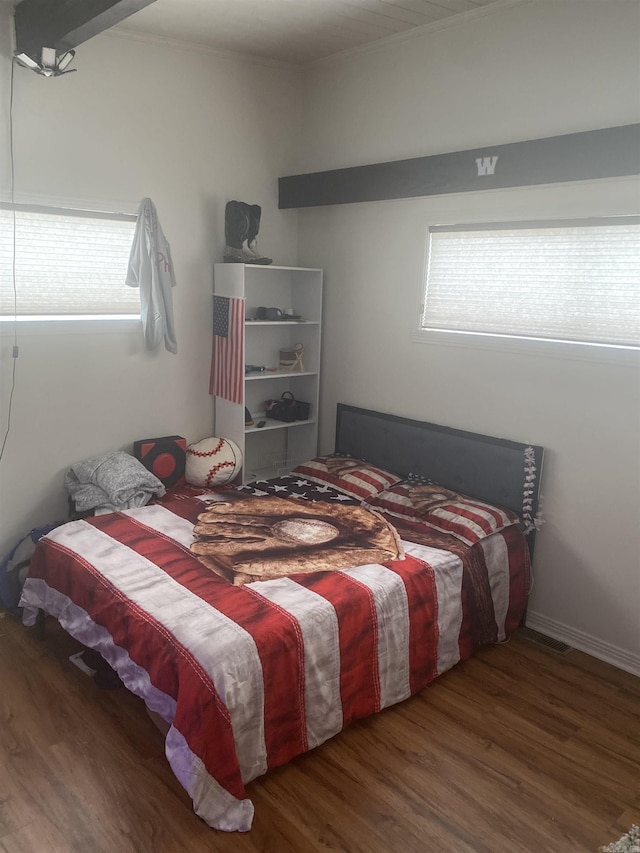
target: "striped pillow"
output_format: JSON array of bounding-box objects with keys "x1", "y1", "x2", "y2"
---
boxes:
[
  {"x1": 291, "y1": 455, "x2": 401, "y2": 502},
  {"x1": 364, "y1": 481, "x2": 519, "y2": 545}
]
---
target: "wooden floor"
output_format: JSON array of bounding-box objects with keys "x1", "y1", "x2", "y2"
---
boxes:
[{"x1": 0, "y1": 610, "x2": 638, "y2": 853}]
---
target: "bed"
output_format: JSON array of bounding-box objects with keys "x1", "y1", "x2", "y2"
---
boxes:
[{"x1": 20, "y1": 404, "x2": 543, "y2": 833}]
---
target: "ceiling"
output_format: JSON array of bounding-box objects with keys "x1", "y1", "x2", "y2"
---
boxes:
[{"x1": 112, "y1": 0, "x2": 518, "y2": 65}]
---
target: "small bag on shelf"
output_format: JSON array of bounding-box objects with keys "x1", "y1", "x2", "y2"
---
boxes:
[{"x1": 264, "y1": 391, "x2": 311, "y2": 422}]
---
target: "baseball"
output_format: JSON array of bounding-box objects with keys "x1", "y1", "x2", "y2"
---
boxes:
[{"x1": 185, "y1": 436, "x2": 242, "y2": 487}]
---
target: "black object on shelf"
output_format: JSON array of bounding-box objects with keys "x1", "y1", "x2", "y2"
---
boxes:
[{"x1": 264, "y1": 391, "x2": 310, "y2": 422}]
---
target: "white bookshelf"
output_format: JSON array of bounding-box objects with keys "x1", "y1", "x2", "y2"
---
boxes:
[{"x1": 213, "y1": 264, "x2": 322, "y2": 483}]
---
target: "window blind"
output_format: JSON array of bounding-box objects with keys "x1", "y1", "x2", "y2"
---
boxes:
[
  {"x1": 421, "y1": 217, "x2": 640, "y2": 348},
  {"x1": 0, "y1": 205, "x2": 139, "y2": 316}
]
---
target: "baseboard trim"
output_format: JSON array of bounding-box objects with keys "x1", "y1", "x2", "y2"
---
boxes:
[{"x1": 525, "y1": 610, "x2": 640, "y2": 677}]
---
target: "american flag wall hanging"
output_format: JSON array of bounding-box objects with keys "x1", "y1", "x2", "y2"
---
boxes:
[{"x1": 209, "y1": 295, "x2": 245, "y2": 402}]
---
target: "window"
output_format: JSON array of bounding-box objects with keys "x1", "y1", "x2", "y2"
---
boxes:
[
  {"x1": 420, "y1": 217, "x2": 640, "y2": 349},
  {"x1": 0, "y1": 204, "x2": 139, "y2": 318}
]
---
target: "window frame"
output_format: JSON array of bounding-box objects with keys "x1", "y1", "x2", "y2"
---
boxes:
[{"x1": 414, "y1": 215, "x2": 640, "y2": 360}]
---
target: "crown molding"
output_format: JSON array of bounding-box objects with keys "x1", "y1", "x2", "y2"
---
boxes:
[{"x1": 106, "y1": 24, "x2": 298, "y2": 71}]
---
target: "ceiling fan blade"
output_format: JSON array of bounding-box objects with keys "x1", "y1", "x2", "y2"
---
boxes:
[
  {"x1": 56, "y1": 49, "x2": 76, "y2": 71},
  {"x1": 14, "y1": 52, "x2": 41, "y2": 71}
]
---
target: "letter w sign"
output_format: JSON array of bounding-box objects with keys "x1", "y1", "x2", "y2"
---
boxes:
[{"x1": 476, "y1": 155, "x2": 498, "y2": 176}]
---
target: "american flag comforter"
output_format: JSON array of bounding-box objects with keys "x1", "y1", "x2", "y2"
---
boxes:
[{"x1": 20, "y1": 485, "x2": 529, "y2": 832}]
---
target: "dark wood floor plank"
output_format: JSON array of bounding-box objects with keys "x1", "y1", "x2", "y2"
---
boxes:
[
  {"x1": 331, "y1": 701, "x2": 590, "y2": 852},
  {"x1": 0, "y1": 815, "x2": 74, "y2": 853},
  {"x1": 431, "y1": 678, "x2": 638, "y2": 809}
]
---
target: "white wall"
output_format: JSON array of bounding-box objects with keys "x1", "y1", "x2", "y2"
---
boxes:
[
  {"x1": 297, "y1": 0, "x2": 640, "y2": 671},
  {"x1": 0, "y1": 10, "x2": 302, "y2": 552}
]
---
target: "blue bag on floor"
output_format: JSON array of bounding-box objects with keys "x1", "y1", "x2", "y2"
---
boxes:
[{"x1": 0, "y1": 523, "x2": 63, "y2": 617}]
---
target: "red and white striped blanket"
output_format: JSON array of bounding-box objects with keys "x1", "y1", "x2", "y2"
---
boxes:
[{"x1": 21, "y1": 493, "x2": 529, "y2": 832}]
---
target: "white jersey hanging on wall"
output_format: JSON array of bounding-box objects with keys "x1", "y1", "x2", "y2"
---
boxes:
[{"x1": 126, "y1": 197, "x2": 177, "y2": 354}]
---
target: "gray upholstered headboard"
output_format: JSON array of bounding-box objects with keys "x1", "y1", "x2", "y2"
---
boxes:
[{"x1": 334, "y1": 404, "x2": 543, "y2": 524}]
